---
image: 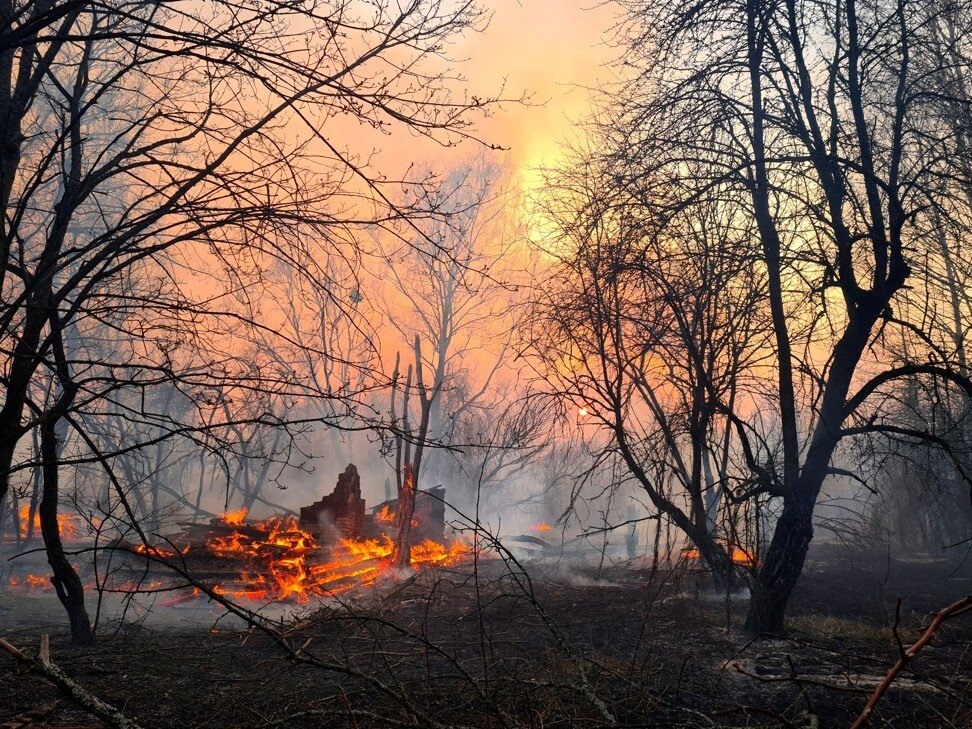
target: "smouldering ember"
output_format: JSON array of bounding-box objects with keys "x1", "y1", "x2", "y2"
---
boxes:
[
  {"x1": 531, "y1": 522, "x2": 552, "y2": 532},
  {"x1": 7, "y1": 574, "x2": 48, "y2": 589},
  {"x1": 682, "y1": 546, "x2": 757, "y2": 567}
]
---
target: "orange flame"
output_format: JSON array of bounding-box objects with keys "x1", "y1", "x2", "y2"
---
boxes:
[
  {"x1": 17, "y1": 504, "x2": 81, "y2": 541},
  {"x1": 373, "y1": 505, "x2": 418, "y2": 528},
  {"x1": 219, "y1": 508, "x2": 248, "y2": 526},
  {"x1": 134, "y1": 544, "x2": 188, "y2": 558},
  {"x1": 531, "y1": 522, "x2": 552, "y2": 532},
  {"x1": 682, "y1": 546, "x2": 758, "y2": 566},
  {"x1": 195, "y1": 514, "x2": 470, "y2": 603},
  {"x1": 730, "y1": 547, "x2": 757, "y2": 566},
  {"x1": 8, "y1": 573, "x2": 51, "y2": 589},
  {"x1": 7, "y1": 508, "x2": 473, "y2": 602}
]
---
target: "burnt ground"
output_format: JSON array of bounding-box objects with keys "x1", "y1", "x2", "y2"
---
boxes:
[{"x1": 0, "y1": 543, "x2": 969, "y2": 728}]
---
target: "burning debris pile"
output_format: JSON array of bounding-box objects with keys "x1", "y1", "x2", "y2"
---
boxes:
[
  {"x1": 298, "y1": 464, "x2": 447, "y2": 543},
  {"x1": 6, "y1": 464, "x2": 470, "y2": 604}
]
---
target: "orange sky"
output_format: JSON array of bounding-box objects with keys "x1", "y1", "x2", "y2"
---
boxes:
[
  {"x1": 370, "y1": 0, "x2": 618, "y2": 193},
  {"x1": 462, "y1": 1, "x2": 617, "y2": 175}
]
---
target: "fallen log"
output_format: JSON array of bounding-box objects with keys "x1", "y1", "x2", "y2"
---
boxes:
[{"x1": 0, "y1": 634, "x2": 143, "y2": 729}]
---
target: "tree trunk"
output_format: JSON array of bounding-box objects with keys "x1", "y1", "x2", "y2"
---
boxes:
[
  {"x1": 393, "y1": 463, "x2": 416, "y2": 569},
  {"x1": 26, "y1": 425, "x2": 41, "y2": 541},
  {"x1": 700, "y1": 539, "x2": 735, "y2": 591},
  {"x1": 39, "y1": 417, "x2": 92, "y2": 645},
  {"x1": 0, "y1": 307, "x2": 51, "y2": 504},
  {"x1": 744, "y1": 501, "x2": 814, "y2": 634}
]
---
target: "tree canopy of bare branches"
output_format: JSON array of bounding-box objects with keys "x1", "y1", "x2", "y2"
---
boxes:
[
  {"x1": 533, "y1": 0, "x2": 972, "y2": 633},
  {"x1": 0, "y1": 0, "x2": 503, "y2": 642}
]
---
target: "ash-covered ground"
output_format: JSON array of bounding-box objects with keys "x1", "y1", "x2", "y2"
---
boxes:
[{"x1": 1, "y1": 542, "x2": 970, "y2": 728}]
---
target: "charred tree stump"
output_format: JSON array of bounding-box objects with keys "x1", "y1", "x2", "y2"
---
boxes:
[{"x1": 393, "y1": 463, "x2": 417, "y2": 568}]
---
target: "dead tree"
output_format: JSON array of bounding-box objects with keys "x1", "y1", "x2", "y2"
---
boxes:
[{"x1": 389, "y1": 336, "x2": 439, "y2": 568}]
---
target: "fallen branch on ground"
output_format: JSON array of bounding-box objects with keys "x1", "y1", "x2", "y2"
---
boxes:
[{"x1": 0, "y1": 634, "x2": 143, "y2": 729}]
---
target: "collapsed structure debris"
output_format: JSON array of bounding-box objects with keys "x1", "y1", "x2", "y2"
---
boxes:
[
  {"x1": 299, "y1": 463, "x2": 367, "y2": 540},
  {"x1": 366, "y1": 484, "x2": 446, "y2": 543},
  {"x1": 7, "y1": 464, "x2": 465, "y2": 604}
]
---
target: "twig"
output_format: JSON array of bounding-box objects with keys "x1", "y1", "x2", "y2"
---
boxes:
[
  {"x1": 733, "y1": 662, "x2": 869, "y2": 694},
  {"x1": 850, "y1": 595, "x2": 972, "y2": 729},
  {"x1": 0, "y1": 635, "x2": 143, "y2": 729}
]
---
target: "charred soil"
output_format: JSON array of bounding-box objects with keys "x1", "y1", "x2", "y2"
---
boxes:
[{"x1": 1, "y1": 543, "x2": 969, "y2": 728}]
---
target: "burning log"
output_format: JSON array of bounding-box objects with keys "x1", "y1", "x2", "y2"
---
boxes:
[{"x1": 299, "y1": 463, "x2": 366, "y2": 540}]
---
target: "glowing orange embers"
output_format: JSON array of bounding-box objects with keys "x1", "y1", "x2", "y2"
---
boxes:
[
  {"x1": 681, "y1": 546, "x2": 758, "y2": 567},
  {"x1": 191, "y1": 512, "x2": 471, "y2": 603},
  {"x1": 531, "y1": 522, "x2": 552, "y2": 532},
  {"x1": 7, "y1": 573, "x2": 49, "y2": 589}
]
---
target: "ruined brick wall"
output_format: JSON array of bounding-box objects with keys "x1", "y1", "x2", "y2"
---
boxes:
[{"x1": 299, "y1": 463, "x2": 366, "y2": 541}]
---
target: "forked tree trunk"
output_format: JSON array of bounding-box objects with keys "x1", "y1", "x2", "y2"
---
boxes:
[{"x1": 39, "y1": 418, "x2": 92, "y2": 645}]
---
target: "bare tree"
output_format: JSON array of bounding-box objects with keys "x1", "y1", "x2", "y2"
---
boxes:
[
  {"x1": 0, "y1": 0, "x2": 504, "y2": 642},
  {"x1": 596, "y1": 0, "x2": 972, "y2": 632},
  {"x1": 530, "y1": 150, "x2": 769, "y2": 585},
  {"x1": 388, "y1": 337, "x2": 438, "y2": 568},
  {"x1": 378, "y1": 158, "x2": 549, "y2": 524},
  {"x1": 380, "y1": 158, "x2": 522, "y2": 479}
]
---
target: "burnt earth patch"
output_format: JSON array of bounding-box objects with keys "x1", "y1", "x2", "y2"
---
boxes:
[{"x1": 1, "y1": 544, "x2": 969, "y2": 728}]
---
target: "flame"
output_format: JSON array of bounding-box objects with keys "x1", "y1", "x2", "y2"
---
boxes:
[
  {"x1": 681, "y1": 546, "x2": 758, "y2": 566},
  {"x1": 7, "y1": 509, "x2": 473, "y2": 602},
  {"x1": 8, "y1": 573, "x2": 50, "y2": 589},
  {"x1": 194, "y1": 513, "x2": 470, "y2": 603},
  {"x1": 134, "y1": 544, "x2": 188, "y2": 558},
  {"x1": 531, "y1": 522, "x2": 552, "y2": 532},
  {"x1": 411, "y1": 539, "x2": 470, "y2": 566},
  {"x1": 372, "y1": 505, "x2": 417, "y2": 528},
  {"x1": 730, "y1": 547, "x2": 757, "y2": 566},
  {"x1": 17, "y1": 504, "x2": 81, "y2": 541},
  {"x1": 219, "y1": 508, "x2": 248, "y2": 526}
]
